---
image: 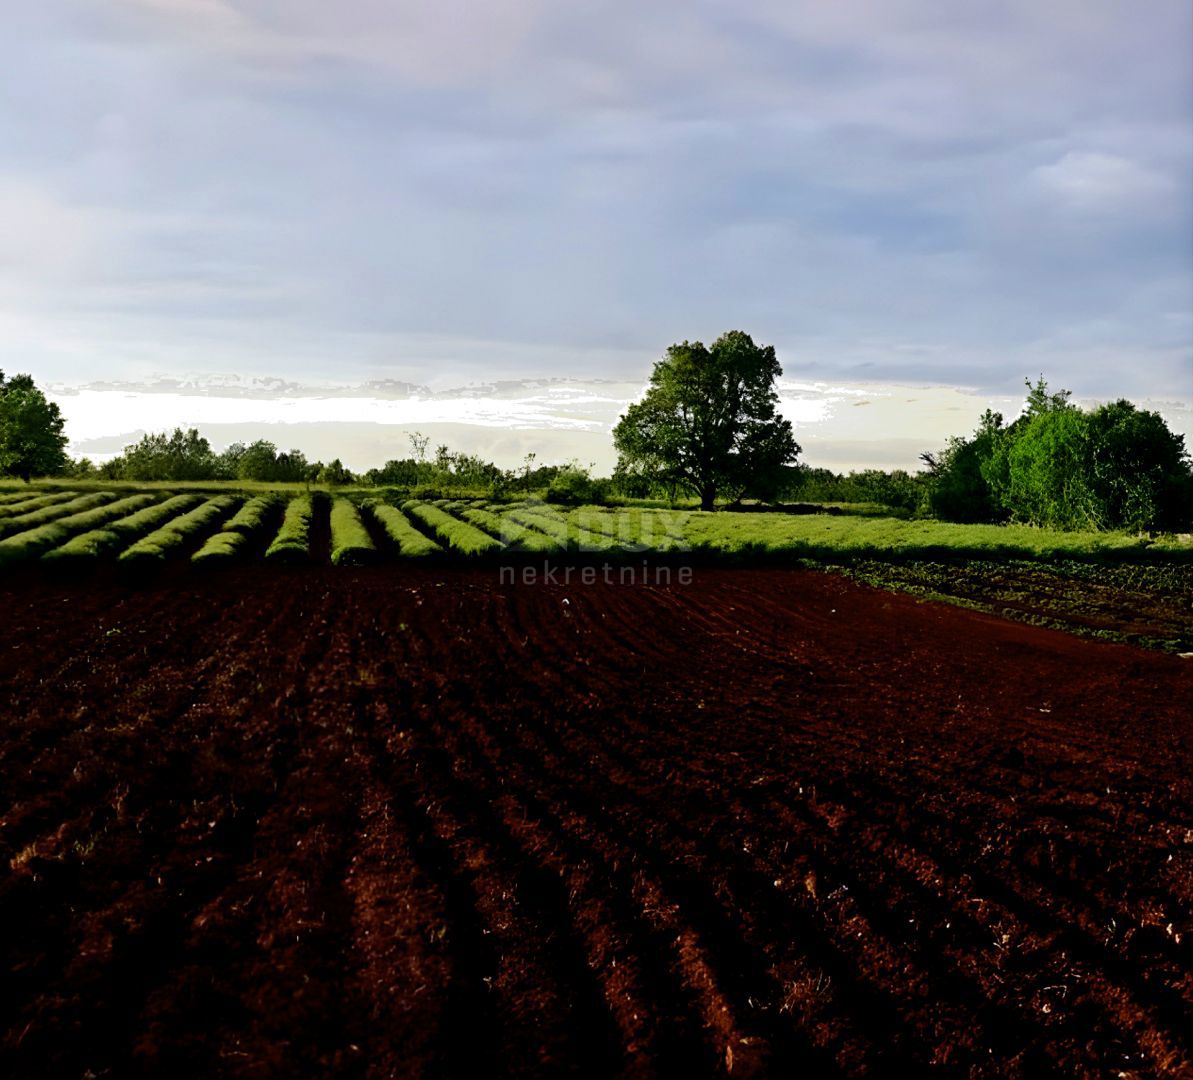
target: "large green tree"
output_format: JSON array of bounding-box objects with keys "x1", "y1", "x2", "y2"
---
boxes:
[
  {"x1": 0, "y1": 372, "x2": 69, "y2": 480},
  {"x1": 923, "y1": 376, "x2": 1192, "y2": 531},
  {"x1": 612, "y1": 331, "x2": 800, "y2": 510}
]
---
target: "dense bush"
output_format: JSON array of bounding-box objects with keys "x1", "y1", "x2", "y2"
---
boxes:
[
  {"x1": 923, "y1": 380, "x2": 1192, "y2": 531},
  {"x1": 223, "y1": 495, "x2": 279, "y2": 536},
  {"x1": 544, "y1": 465, "x2": 609, "y2": 506}
]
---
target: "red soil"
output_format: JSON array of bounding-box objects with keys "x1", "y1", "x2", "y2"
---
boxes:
[{"x1": 0, "y1": 567, "x2": 1190, "y2": 1077}]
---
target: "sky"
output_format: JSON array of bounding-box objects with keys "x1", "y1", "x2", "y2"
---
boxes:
[{"x1": 2, "y1": 1, "x2": 1191, "y2": 469}]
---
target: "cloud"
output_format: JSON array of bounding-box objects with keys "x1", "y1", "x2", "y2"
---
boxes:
[
  {"x1": 1032, "y1": 151, "x2": 1175, "y2": 211},
  {"x1": 0, "y1": 0, "x2": 1187, "y2": 408}
]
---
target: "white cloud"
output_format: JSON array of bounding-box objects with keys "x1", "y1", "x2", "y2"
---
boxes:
[{"x1": 1032, "y1": 151, "x2": 1175, "y2": 210}]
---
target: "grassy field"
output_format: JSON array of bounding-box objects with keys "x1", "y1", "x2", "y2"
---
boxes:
[{"x1": 0, "y1": 482, "x2": 1189, "y2": 568}]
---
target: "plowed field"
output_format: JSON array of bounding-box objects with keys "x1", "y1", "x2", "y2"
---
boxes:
[{"x1": 1, "y1": 567, "x2": 1190, "y2": 1077}]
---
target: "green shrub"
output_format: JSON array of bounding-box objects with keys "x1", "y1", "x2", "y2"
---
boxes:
[
  {"x1": 545, "y1": 467, "x2": 608, "y2": 506},
  {"x1": 330, "y1": 498, "x2": 377, "y2": 565},
  {"x1": 406, "y1": 502, "x2": 503, "y2": 555},
  {"x1": 43, "y1": 495, "x2": 202, "y2": 564},
  {"x1": 0, "y1": 494, "x2": 158, "y2": 568},
  {"x1": 265, "y1": 495, "x2": 315, "y2": 563},
  {"x1": 118, "y1": 495, "x2": 240, "y2": 567},
  {"x1": 368, "y1": 504, "x2": 442, "y2": 557}
]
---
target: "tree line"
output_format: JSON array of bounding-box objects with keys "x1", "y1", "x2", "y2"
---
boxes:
[{"x1": 3, "y1": 339, "x2": 1190, "y2": 531}]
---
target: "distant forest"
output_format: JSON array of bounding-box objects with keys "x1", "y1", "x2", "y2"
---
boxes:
[{"x1": 2, "y1": 367, "x2": 1191, "y2": 532}]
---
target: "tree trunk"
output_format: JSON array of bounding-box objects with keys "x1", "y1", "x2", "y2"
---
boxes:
[{"x1": 699, "y1": 486, "x2": 717, "y2": 512}]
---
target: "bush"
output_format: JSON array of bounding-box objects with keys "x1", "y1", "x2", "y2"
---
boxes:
[
  {"x1": 545, "y1": 466, "x2": 608, "y2": 506},
  {"x1": 223, "y1": 494, "x2": 280, "y2": 536}
]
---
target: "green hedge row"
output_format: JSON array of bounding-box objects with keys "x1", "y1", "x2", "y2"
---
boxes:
[
  {"x1": 406, "y1": 502, "x2": 503, "y2": 556},
  {"x1": 43, "y1": 495, "x2": 203, "y2": 564},
  {"x1": 368, "y1": 504, "x2": 442, "y2": 557},
  {"x1": 0, "y1": 494, "x2": 159, "y2": 569},
  {"x1": 118, "y1": 495, "x2": 240, "y2": 567},
  {"x1": 191, "y1": 530, "x2": 249, "y2": 566},
  {"x1": 223, "y1": 494, "x2": 280, "y2": 536},
  {"x1": 0, "y1": 491, "x2": 79, "y2": 515},
  {"x1": 0, "y1": 493, "x2": 118, "y2": 539},
  {"x1": 330, "y1": 498, "x2": 377, "y2": 565},
  {"x1": 461, "y1": 507, "x2": 561, "y2": 553},
  {"x1": 265, "y1": 495, "x2": 316, "y2": 563}
]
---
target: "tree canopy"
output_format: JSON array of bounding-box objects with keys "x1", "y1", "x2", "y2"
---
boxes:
[
  {"x1": 612, "y1": 331, "x2": 800, "y2": 510},
  {"x1": 0, "y1": 372, "x2": 69, "y2": 480},
  {"x1": 923, "y1": 377, "x2": 1192, "y2": 531}
]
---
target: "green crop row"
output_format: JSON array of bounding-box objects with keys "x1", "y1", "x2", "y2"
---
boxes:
[
  {"x1": 192, "y1": 530, "x2": 249, "y2": 566},
  {"x1": 190, "y1": 494, "x2": 280, "y2": 566},
  {"x1": 502, "y1": 506, "x2": 615, "y2": 552},
  {"x1": 265, "y1": 495, "x2": 316, "y2": 563},
  {"x1": 0, "y1": 492, "x2": 118, "y2": 538},
  {"x1": 223, "y1": 494, "x2": 280, "y2": 536},
  {"x1": 405, "y1": 502, "x2": 503, "y2": 556},
  {"x1": 460, "y1": 507, "x2": 561, "y2": 553},
  {"x1": 0, "y1": 490, "x2": 80, "y2": 515},
  {"x1": 330, "y1": 498, "x2": 377, "y2": 565},
  {"x1": 680, "y1": 511, "x2": 1193, "y2": 561},
  {"x1": 368, "y1": 504, "x2": 442, "y2": 557},
  {"x1": 43, "y1": 495, "x2": 203, "y2": 565},
  {"x1": 0, "y1": 494, "x2": 159, "y2": 569},
  {"x1": 118, "y1": 495, "x2": 241, "y2": 567}
]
